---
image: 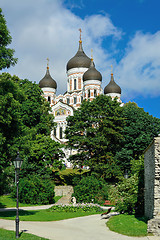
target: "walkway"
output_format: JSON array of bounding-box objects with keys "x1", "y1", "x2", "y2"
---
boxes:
[{"x1": 0, "y1": 214, "x2": 159, "y2": 240}]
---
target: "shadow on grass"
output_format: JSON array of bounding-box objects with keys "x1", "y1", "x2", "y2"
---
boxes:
[
  {"x1": 0, "y1": 202, "x2": 6, "y2": 208},
  {"x1": 135, "y1": 216, "x2": 148, "y2": 224},
  {"x1": 0, "y1": 209, "x2": 38, "y2": 218}
]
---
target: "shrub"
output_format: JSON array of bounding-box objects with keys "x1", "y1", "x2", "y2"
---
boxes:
[
  {"x1": 48, "y1": 203, "x2": 103, "y2": 213},
  {"x1": 109, "y1": 174, "x2": 138, "y2": 214},
  {"x1": 73, "y1": 175, "x2": 109, "y2": 204},
  {"x1": 11, "y1": 175, "x2": 55, "y2": 205}
]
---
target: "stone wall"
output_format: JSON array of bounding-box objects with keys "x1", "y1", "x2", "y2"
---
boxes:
[
  {"x1": 144, "y1": 140, "x2": 155, "y2": 219},
  {"x1": 54, "y1": 185, "x2": 74, "y2": 196},
  {"x1": 144, "y1": 136, "x2": 160, "y2": 235}
]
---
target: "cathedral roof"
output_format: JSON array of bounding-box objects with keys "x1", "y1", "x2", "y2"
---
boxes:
[
  {"x1": 66, "y1": 40, "x2": 91, "y2": 71},
  {"x1": 83, "y1": 59, "x2": 102, "y2": 82},
  {"x1": 104, "y1": 73, "x2": 121, "y2": 94},
  {"x1": 39, "y1": 67, "x2": 57, "y2": 89}
]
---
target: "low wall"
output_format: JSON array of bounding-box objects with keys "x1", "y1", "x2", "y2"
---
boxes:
[{"x1": 54, "y1": 185, "x2": 74, "y2": 196}]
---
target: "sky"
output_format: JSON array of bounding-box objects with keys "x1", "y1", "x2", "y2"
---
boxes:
[{"x1": 1, "y1": 0, "x2": 160, "y2": 118}]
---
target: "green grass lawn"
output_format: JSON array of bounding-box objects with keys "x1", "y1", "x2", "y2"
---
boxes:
[
  {"x1": 0, "y1": 195, "x2": 61, "y2": 208},
  {"x1": 0, "y1": 228, "x2": 49, "y2": 240},
  {"x1": 107, "y1": 214, "x2": 148, "y2": 237},
  {"x1": 0, "y1": 209, "x2": 101, "y2": 221}
]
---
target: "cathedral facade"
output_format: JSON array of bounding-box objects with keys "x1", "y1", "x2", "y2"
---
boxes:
[{"x1": 39, "y1": 36, "x2": 122, "y2": 167}]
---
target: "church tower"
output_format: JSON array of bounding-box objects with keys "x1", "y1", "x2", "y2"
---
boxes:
[
  {"x1": 104, "y1": 72, "x2": 122, "y2": 103},
  {"x1": 83, "y1": 56, "x2": 102, "y2": 100},
  {"x1": 39, "y1": 59, "x2": 57, "y2": 106}
]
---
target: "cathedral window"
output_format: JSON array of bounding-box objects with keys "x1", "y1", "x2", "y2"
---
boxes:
[
  {"x1": 54, "y1": 128, "x2": 56, "y2": 137},
  {"x1": 60, "y1": 127, "x2": 63, "y2": 139},
  {"x1": 88, "y1": 90, "x2": 90, "y2": 98},
  {"x1": 94, "y1": 89, "x2": 97, "y2": 97},
  {"x1": 70, "y1": 79, "x2": 72, "y2": 91},
  {"x1": 74, "y1": 97, "x2": 77, "y2": 104},
  {"x1": 67, "y1": 98, "x2": 70, "y2": 105},
  {"x1": 48, "y1": 96, "x2": 51, "y2": 103},
  {"x1": 74, "y1": 79, "x2": 76, "y2": 90}
]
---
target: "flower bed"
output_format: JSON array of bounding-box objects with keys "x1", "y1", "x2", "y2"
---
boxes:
[{"x1": 48, "y1": 203, "x2": 103, "y2": 213}]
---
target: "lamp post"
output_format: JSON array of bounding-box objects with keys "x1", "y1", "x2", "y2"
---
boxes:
[
  {"x1": 124, "y1": 169, "x2": 128, "y2": 179},
  {"x1": 13, "y1": 152, "x2": 23, "y2": 239}
]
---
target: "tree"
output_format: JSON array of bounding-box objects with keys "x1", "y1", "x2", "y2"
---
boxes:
[
  {"x1": 0, "y1": 8, "x2": 17, "y2": 70},
  {"x1": 0, "y1": 73, "x2": 63, "y2": 195},
  {"x1": 116, "y1": 102, "x2": 160, "y2": 171},
  {"x1": 65, "y1": 95, "x2": 125, "y2": 179}
]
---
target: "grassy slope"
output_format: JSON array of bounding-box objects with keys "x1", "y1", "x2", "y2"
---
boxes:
[
  {"x1": 107, "y1": 214, "x2": 147, "y2": 237},
  {"x1": 0, "y1": 209, "x2": 100, "y2": 221},
  {"x1": 0, "y1": 228, "x2": 49, "y2": 240},
  {"x1": 0, "y1": 195, "x2": 61, "y2": 208}
]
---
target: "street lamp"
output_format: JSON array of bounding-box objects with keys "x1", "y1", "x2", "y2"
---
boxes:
[
  {"x1": 124, "y1": 169, "x2": 128, "y2": 179},
  {"x1": 13, "y1": 152, "x2": 23, "y2": 239}
]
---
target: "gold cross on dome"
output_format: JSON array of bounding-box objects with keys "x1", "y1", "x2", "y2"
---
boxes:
[
  {"x1": 91, "y1": 49, "x2": 93, "y2": 60},
  {"x1": 79, "y1": 28, "x2": 82, "y2": 41},
  {"x1": 47, "y1": 58, "x2": 49, "y2": 68},
  {"x1": 111, "y1": 64, "x2": 113, "y2": 74}
]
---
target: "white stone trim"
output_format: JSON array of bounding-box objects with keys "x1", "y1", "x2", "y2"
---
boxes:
[
  {"x1": 83, "y1": 80, "x2": 101, "y2": 86},
  {"x1": 41, "y1": 87, "x2": 56, "y2": 93},
  {"x1": 67, "y1": 67, "x2": 88, "y2": 76}
]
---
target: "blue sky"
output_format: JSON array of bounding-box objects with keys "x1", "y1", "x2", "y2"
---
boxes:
[{"x1": 1, "y1": 0, "x2": 160, "y2": 118}]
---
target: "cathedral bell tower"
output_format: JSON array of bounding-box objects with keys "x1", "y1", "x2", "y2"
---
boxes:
[
  {"x1": 39, "y1": 59, "x2": 57, "y2": 106},
  {"x1": 83, "y1": 54, "x2": 103, "y2": 101}
]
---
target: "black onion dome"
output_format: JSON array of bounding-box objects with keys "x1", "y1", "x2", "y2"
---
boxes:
[
  {"x1": 66, "y1": 41, "x2": 91, "y2": 71},
  {"x1": 83, "y1": 59, "x2": 102, "y2": 82},
  {"x1": 104, "y1": 73, "x2": 121, "y2": 94},
  {"x1": 39, "y1": 67, "x2": 57, "y2": 89}
]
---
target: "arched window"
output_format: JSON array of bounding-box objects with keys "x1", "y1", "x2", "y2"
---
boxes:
[
  {"x1": 48, "y1": 96, "x2": 51, "y2": 103},
  {"x1": 74, "y1": 97, "x2": 77, "y2": 104},
  {"x1": 60, "y1": 127, "x2": 63, "y2": 139},
  {"x1": 54, "y1": 128, "x2": 56, "y2": 137},
  {"x1": 88, "y1": 90, "x2": 90, "y2": 98},
  {"x1": 74, "y1": 79, "x2": 76, "y2": 90},
  {"x1": 67, "y1": 98, "x2": 70, "y2": 105},
  {"x1": 94, "y1": 89, "x2": 97, "y2": 97}
]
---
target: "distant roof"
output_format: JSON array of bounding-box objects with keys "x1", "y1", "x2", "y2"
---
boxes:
[
  {"x1": 39, "y1": 67, "x2": 57, "y2": 89},
  {"x1": 83, "y1": 59, "x2": 102, "y2": 82},
  {"x1": 66, "y1": 40, "x2": 91, "y2": 71},
  {"x1": 104, "y1": 73, "x2": 121, "y2": 94}
]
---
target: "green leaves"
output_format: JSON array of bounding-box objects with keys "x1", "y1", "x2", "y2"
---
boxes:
[
  {"x1": 0, "y1": 8, "x2": 17, "y2": 70},
  {"x1": 65, "y1": 95, "x2": 124, "y2": 179}
]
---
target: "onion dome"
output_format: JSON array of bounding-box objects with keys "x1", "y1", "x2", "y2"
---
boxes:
[
  {"x1": 39, "y1": 66, "x2": 57, "y2": 89},
  {"x1": 83, "y1": 59, "x2": 102, "y2": 82},
  {"x1": 66, "y1": 40, "x2": 91, "y2": 71},
  {"x1": 104, "y1": 73, "x2": 121, "y2": 94}
]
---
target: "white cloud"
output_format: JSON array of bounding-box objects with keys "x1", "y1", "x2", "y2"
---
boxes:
[
  {"x1": 116, "y1": 31, "x2": 160, "y2": 99},
  {"x1": 1, "y1": 0, "x2": 160, "y2": 100},
  {"x1": 1, "y1": 0, "x2": 122, "y2": 95}
]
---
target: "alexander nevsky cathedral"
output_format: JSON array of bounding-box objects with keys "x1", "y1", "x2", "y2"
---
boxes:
[{"x1": 39, "y1": 30, "x2": 122, "y2": 167}]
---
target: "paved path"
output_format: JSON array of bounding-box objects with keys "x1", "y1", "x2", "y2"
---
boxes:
[{"x1": 0, "y1": 215, "x2": 160, "y2": 240}]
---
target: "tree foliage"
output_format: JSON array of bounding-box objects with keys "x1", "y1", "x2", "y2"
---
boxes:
[
  {"x1": 116, "y1": 102, "x2": 160, "y2": 170},
  {"x1": 65, "y1": 95, "x2": 124, "y2": 179},
  {"x1": 73, "y1": 175, "x2": 109, "y2": 204},
  {"x1": 0, "y1": 73, "x2": 63, "y2": 195},
  {"x1": 0, "y1": 8, "x2": 17, "y2": 70}
]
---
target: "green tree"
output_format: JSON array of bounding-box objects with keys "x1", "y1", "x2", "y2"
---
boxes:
[
  {"x1": 116, "y1": 102, "x2": 160, "y2": 171},
  {"x1": 0, "y1": 73, "x2": 63, "y2": 195},
  {"x1": 0, "y1": 8, "x2": 17, "y2": 70},
  {"x1": 65, "y1": 95, "x2": 124, "y2": 179}
]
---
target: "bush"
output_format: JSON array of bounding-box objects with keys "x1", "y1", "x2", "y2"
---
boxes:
[
  {"x1": 48, "y1": 204, "x2": 103, "y2": 213},
  {"x1": 11, "y1": 175, "x2": 55, "y2": 205},
  {"x1": 73, "y1": 175, "x2": 109, "y2": 204},
  {"x1": 109, "y1": 174, "x2": 138, "y2": 214}
]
